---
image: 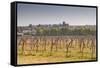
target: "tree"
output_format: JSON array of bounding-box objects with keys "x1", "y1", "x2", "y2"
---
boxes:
[
  {"x1": 29, "y1": 24, "x2": 32, "y2": 27},
  {"x1": 50, "y1": 28, "x2": 59, "y2": 36}
]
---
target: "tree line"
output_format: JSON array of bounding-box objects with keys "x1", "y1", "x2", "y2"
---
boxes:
[{"x1": 35, "y1": 27, "x2": 96, "y2": 36}]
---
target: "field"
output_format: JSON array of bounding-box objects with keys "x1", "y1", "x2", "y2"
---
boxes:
[{"x1": 17, "y1": 36, "x2": 96, "y2": 64}]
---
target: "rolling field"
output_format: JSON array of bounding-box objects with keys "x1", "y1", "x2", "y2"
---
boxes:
[{"x1": 17, "y1": 36, "x2": 96, "y2": 64}]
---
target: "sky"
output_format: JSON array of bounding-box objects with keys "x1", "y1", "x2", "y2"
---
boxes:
[{"x1": 17, "y1": 3, "x2": 96, "y2": 26}]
